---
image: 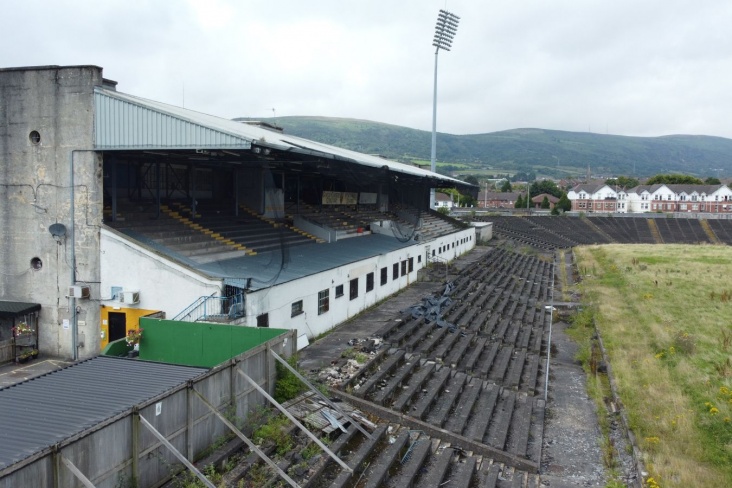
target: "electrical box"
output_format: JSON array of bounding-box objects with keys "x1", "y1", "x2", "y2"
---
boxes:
[
  {"x1": 121, "y1": 290, "x2": 140, "y2": 305},
  {"x1": 68, "y1": 285, "x2": 90, "y2": 299}
]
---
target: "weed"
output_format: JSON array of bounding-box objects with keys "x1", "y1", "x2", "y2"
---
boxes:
[
  {"x1": 714, "y1": 357, "x2": 732, "y2": 378},
  {"x1": 239, "y1": 463, "x2": 272, "y2": 487},
  {"x1": 253, "y1": 414, "x2": 293, "y2": 456},
  {"x1": 341, "y1": 347, "x2": 368, "y2": 363},
  {"x1": 301, "y1": 441, "x2": 321, "y2": 461},
  {"x1": 720, "y1": 328, "x2": 732, "y2": 352},
  {"x1": 673, "y1": 331, "x2": 696, "y2": 355},
  {"x1": 274, "y1": 354, "x2": 306, "y2": 403}
]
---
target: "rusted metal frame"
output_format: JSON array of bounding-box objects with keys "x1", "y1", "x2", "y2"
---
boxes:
[
  {"x1": 60, "y1": 455, "x2": 98, "y2": 488},
  {"x1": 270, "y1": 350, "x2": 373, "y2": 440},
  {"x1": 138, "y1": 414, "x2": 216, "y2": 488},
  {"x1": 188, "y1": 387, "x2": 300, "y2": 488},
  {"x1": 236, "y1": 368, "x2": 353, "y2": 473}
]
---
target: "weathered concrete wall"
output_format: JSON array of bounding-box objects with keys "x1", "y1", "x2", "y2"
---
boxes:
[{"x1": 0, "y1": 66, "x2": 104, "y2": 359}]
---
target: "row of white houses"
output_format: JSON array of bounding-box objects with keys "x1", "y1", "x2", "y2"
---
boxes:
[{"x1": 567, "y1": 183, "x2": 732, "y2": 214}]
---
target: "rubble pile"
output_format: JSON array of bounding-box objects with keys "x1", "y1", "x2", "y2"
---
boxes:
[{"x1": 316, "y1": 337, "x2": 382, "y2": 387}]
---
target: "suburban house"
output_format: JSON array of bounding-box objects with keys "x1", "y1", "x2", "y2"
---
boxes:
[
  {"x1": 531, "y1": 193, "x2": 559, "y2": 209},
  {"x1": 567, "y1": 184, "x2": 620, "y2": 212},
  {"x1": 434, "y1": 191, "x2": 454, "y2": 208},
  {"x1": 478, "y1": 191, "x2": 521, "y2": 209},
  {"x1": 567, "y1": 183, "x2": 732, "y2": 214}
]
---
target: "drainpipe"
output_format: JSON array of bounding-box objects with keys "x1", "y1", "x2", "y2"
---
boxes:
[{"x1": 69, "y1": 149, "x2": 96, "y2": 361}]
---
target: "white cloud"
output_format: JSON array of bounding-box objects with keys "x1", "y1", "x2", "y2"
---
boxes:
[{"x1": 3, "y1": 0, "x2": 732, "y2": 137}]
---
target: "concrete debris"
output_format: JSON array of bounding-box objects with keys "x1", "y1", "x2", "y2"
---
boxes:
[{"x1": 314, "y1": 337, "x2": 382, "y2": 387}]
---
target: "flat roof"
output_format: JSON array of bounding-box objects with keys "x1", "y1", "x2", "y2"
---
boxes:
[
  {"x1": 0, "y1": 356, "x2": 206, "y2": 470},
  {"x1": 0, "y1": 301, "x2": 41, "y2": 318}
]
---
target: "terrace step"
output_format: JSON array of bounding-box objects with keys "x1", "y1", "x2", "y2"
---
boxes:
[
  {"x1": 370, "y1": 355, "x2": 421, "y2": 406},
  {"x1": 410, "y1": 366, "x2": 451, "y2": 419},
  {"x1": 485, "y1": 390, "x2": 517, "y2": 450},
  {"x1": 464, "y1": 384, "x2": 500, "y2": 442},
  {"x1": 443, "y1": 378, "x2": 482, "y2": 435},
  {"x1": 328, "y1": 424, "x2": 387, "y2": 488},
  {"x1": 387, "y1": 436, "x2": 432, "y2": 488},
  {"x1": 425, "y1": 371, "x2": 467, "y2": 427},
  {"x1": 391, "y1": 362, "x2": 436, "y2": 412},
  {"x1": 362, "y1": 429, "x2": 411, "y2": 488},
  {"x1": 415, "y1": 445, "x2": 453, "y2": 486}
]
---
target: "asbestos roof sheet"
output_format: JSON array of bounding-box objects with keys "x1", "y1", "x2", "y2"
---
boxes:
[
  {"x1": 0, "y1": 356, "x2": 206, "y2": 470},
  {"x1": 94, "y1": 88, "x2": 467, "y2": 186},
  {"x1": 0, "y1": 301, "x2": 41, "y2": 318}
]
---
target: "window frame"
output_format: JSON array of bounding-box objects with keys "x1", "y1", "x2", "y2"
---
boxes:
[
  {"x1": 318, "y1": 289, "x2": 330, "y2": 315},
  {"x1": 349, "y1": 278, "x2": 359, "y2": 300}
]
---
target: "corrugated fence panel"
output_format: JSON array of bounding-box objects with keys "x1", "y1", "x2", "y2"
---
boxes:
[
  {"x1": 94, "y1": 90, "x2": 252, "y2": 150},
  {"x1": 0, "y1": 331, "x2": 296, "y2": 487}
]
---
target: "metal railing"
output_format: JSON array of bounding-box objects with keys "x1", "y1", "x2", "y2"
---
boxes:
[{"x1": 173, "y1": 293, "x2": 245, "y2": 322}]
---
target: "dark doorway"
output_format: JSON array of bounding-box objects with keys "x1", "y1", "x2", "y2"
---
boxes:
[{"x1": 108, "y1": 312, "x2": 127, "y2": 342}]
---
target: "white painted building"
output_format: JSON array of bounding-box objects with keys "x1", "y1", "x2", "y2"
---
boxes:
[
  {"x1": 567, "y1": 184, "x2": 619, "y2": 212},
  {"x1": 568, "y1": 182, "x2": 732, "y2": 214}
]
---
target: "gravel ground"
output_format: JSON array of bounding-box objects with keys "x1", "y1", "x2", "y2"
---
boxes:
[{"x1": 540, "y1": 320, "x2": 607, "y2": 487}]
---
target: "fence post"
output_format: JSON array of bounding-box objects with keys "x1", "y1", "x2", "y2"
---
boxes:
[
  {"x1": 132, "y1": 408, "x2": 140, "y2": 486},
  {"x1": 186, "y1": 380, "x2": 194, "y2": 460}
]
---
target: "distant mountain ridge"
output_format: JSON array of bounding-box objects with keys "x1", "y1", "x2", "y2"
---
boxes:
[{"x1": 233, "y1": 116, "x2": 732, "y2": 178}]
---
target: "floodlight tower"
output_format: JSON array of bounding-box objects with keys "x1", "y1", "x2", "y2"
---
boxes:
[{"x1": 430, "y1": 9, "x2": 460, "y2": 209}]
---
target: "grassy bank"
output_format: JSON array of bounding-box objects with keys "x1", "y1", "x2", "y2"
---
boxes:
[{"x1": 573, "y1": 244, "x2": 732, "y2": 487}]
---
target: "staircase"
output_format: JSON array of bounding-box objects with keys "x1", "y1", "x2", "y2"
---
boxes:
[
  {"x1": 173, "y1": 293, "x2": 245, "y2": 323},
  {"x1": 646, "y1": 219, "x2": 664, "y2": 244},
  {"x1": 700, "y1": 219, "x2": 720, "y2": 244}
]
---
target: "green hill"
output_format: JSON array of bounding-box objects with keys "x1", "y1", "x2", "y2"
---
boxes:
[{"x1": 233, "y1": 116, "x2": 732, "y2": 179}]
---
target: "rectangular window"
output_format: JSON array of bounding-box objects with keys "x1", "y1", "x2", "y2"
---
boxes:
[
  {"x1": 335, "y1": 284, "x2": 344, "y2": 298},
  {"x1": 380, "y1": 267, "x2": 388, "y2": 286},
  {"x1": 350, "y1": 278, "x2": 358, "y2": 300},
  {"x1": 401, "y1": 260, "x2": 407, "y2": 276},
  {"x1": 408, "y1": 257, "x2": 414, "y2": 273},
  {"x1": 318, "y1": 289, "x2": 329, "y2": 315},
  {"x1": 256, "y1": 313, "x2": 269, "y2": 328},
  {"x1": 393, "y1": 263, "x2": 399, "y2": 280},
  {"x1": 291, "y1": 300, "x2": 303, "y2": 317},
  {"x1": 366, "y1": 272, "x2": 374, "y2": 292}
]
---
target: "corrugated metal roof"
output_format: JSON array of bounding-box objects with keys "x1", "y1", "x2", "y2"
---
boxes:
[
  {"x1": 93, "y1": 88, "x2": 467, "y2": 186},
  {"x1": 0, "y1": 301, "x2": 41, "y2": 318},
  {"x1": 0, "y1": 356, "x2": 206, "y2": 470},
  {"x1": 94, "y1": 89, "x2": 252, "y2": 150}
]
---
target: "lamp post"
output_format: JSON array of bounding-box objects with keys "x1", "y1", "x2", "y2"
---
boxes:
[{"x1": 429, "y1": 9, "x2": 460, "y2": 210}]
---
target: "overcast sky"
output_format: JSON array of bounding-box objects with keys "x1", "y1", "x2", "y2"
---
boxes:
[{"x1": 5, "y1": 0, "x2": 732, "y2": 138}]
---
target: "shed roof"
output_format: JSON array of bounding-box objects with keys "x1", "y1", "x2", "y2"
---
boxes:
[
  {"x1": 0, "y1": 356, "x2": 206, "y2": 470},
  {"x1": 94, "y1": 88, "x2": 469, "y2": 187},
  {"x1": 0, "y1": 301, "x2": 41, "y2": 318}
]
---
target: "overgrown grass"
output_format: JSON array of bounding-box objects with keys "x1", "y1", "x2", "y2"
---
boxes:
[{"x1": 575, "y1": 244, "x2": 732, "y2": 487}]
